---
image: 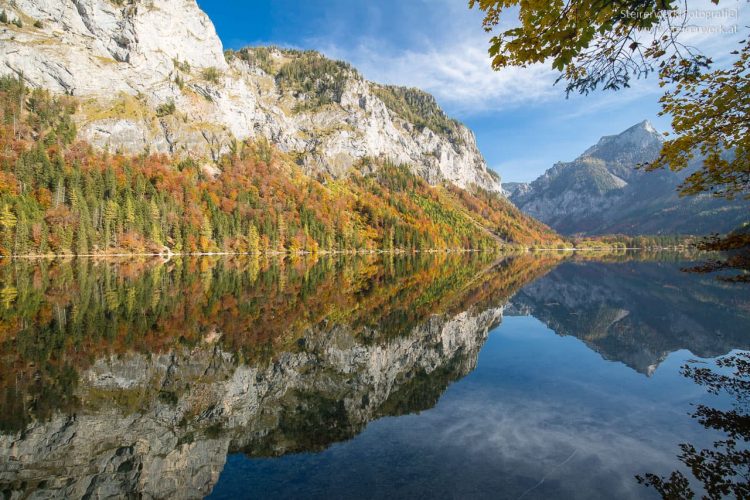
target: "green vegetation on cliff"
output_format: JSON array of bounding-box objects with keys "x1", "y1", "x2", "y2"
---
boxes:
[
  {"x1": 371, "y1": 84, "x2": 464, "y2": 144},
  {"x1": 228, "y1": 47, "x2": 359, "y2": 111},
  {"x1": 0, "y1": 76, "x2": 561, "y2": 257}
]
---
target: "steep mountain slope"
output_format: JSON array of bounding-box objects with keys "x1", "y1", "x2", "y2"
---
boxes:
[
  {"x1": 0, "y1": 0, "x2": 500, "y2": 192},
  {"x1": 0, "y1": 75, "x2": 561, "y2": 256},
  {"x1": 510, "y1": 121, "x2": 749, "y2": 235}
]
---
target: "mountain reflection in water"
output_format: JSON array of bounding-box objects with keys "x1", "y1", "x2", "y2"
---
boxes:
[
  {"x1": 0, "y1": 252, "x2": 747, "y2": 499},
  {"x1": 506, "y1": 259, "x2": 750, "y2": 375}
]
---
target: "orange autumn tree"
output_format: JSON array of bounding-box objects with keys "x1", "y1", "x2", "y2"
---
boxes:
[{"x1": 0, "y1": 74, "x2": 563, "y2": 256}]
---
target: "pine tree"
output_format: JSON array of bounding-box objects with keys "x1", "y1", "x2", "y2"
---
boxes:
[
  {"x1": 14, "y1": 212, "x2": 29, "y2": 255},
  {"x1": 76, "y1": 222, "x2": 89, "y2": 255},
  {"x1": 150, "y1": 221, "x2": 162, "y2": 246},
  {"x1": 104, "y1": 199, "x2": 119, "y2": 249},
  {"x1": 277, "y1": 214, "x2": 286, "y2": 252},
  {"x1": 124, "y1": 195, "x2": 136, "y2": 227}
]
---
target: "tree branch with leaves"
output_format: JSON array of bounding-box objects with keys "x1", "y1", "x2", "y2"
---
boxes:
[{"x1": 470, "y1": 0, "x2": 749, "y2": 280}]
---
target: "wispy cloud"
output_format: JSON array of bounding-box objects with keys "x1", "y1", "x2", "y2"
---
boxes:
[
  {"x1": 210, "y1": 0, "x2": 748, "y2": 181},
  {"x1": 314, "y1": 0, "x2": 747, "y2": 118},
  {"x1": 321, "y1": 37, "x2": 559, "y2": 115}
]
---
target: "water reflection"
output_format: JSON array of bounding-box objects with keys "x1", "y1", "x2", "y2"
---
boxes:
[
  {"x1": 0, "y1": 253, "x2": 557, "y2": 498},
  {"x1": 507, "y1": 258, "x2": 750, "y2": 374},
  {"x1": 0, "y1": 253, "x2": 747, "y2": 499},
  {"x1": 638, "y1": 353, "x2": 750, "y2": 498}
]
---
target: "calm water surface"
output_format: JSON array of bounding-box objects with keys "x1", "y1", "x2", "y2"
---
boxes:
[{"x1": 0, "y1": 253, "x2": 748, "y2": 499}]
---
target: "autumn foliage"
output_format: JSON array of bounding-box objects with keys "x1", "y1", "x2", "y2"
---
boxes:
[
  {"x1": 0, "y1": 253, "x2": 559, "y2": 430},
  {"x1": 0, "y1": 76, "x2": 561, "y2": 257}
]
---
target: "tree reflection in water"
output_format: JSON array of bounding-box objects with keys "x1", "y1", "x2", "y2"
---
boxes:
[{"x1": 637, "y1": 353, "x2": 750, "y2": 499}]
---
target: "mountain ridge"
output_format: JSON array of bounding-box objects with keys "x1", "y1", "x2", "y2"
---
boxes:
[
  {"x1": 509, "y1": 121, "x2": 749, "y2": 235},
  {"x1": 0, "y1": 0, "x2": 501, "y2": 192}
]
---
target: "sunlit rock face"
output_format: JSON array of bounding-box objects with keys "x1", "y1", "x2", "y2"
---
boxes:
[
  {"x1": 0, "y1": 0, "x2": 501, "y2": 192},
  {"x1": 0, "y1": 308, "x2": 498, "y2": 498},
  {"x1": 509, "y1": 121, "x2": 749, "y2": 235}
]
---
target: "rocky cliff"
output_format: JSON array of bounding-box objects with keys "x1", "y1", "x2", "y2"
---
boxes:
[
  {"x1": 0, "y1": 0, "x2": 501, "y2": 192},
  {"x1": 509, "y1": 121, "x2": 749, "y2": 235}
]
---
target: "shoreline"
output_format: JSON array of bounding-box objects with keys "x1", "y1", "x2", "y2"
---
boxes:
[{"x1": 0, "y1": 246, "x2": 698, "y2": 260}]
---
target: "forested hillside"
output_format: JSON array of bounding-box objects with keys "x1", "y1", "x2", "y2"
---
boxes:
[
  {"x1": 0, "y1": 0, "x2": 503, "y2": 193},
  {"x1": 0, "y1": 77, "x2": 560, "y2": 256}
]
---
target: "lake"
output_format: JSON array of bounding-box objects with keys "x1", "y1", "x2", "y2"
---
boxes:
[{"x1": 0, "y1": 253, "x2": 748, "y2": 499}]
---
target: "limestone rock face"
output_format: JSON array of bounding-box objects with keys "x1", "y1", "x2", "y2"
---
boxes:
[
  {"x1": 1, "y1": 0, "x2": 227, "y2": 94},
  {"x1": 0, "y1": 307, "x2": 500, "y2": 498},
  {"x1": 0, "y1": 0, "x2": 501, "y2": 192}
]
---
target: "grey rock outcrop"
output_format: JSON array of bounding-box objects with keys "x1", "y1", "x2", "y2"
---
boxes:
[
  {"x1": 509, "y1": 121, "x2": 749, "y2": 235},
  {"x1": 0, "y1": 0, "x2": 501, "y2": 192}
]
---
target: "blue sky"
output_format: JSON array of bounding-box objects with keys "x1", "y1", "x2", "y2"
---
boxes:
[{"x1": 197, "y1": 0, "x2": 746, "y2": 183}]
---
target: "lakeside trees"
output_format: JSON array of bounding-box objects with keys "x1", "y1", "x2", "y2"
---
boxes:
[{"x1": 0, "y1": 76, "x2": 560, "y2": 257}]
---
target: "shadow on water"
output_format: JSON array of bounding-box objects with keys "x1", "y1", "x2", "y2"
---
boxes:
[{"x1": 637, "y1": 352, "x2": 750, "y2": 498}]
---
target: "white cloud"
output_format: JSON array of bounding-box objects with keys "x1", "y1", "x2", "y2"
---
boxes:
[
  {"x1": 321, "y1": 38, "x2": 559, "y2": 115},
  {"x1": 315, "y1": 0, "x2": 747, "y2": 118},
  {"x1": 323, "y1": 37, "x2": 562, "y2": 114}
]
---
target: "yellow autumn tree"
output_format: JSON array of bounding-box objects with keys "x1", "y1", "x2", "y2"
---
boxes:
[{"x1": 469, "y1": 0, "x2": 747, "y2": 198}]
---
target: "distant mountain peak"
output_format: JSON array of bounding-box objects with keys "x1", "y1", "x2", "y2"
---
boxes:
[
  {"x1": 640, "y1": 120, "x2": 658, "y2": 134},
  {"x1": 509, "y1": 120, "x2": 750, "y2": 236},
  {"x1": 581, "y1": 120, "x2": 663, "y2": 164}
]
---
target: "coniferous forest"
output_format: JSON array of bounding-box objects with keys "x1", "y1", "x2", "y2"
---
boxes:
[{"x1": 0, "y1": 76, "x2": 563, "y2": 257}]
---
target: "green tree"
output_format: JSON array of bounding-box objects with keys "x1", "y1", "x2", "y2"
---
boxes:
[
  {"x1": 277, "y1": 214, "x2": 286, "y2": 251},
  {"x1": 76, "y1": 221, "x2": 89, "y2": 255},
  {"x1": 470, "y1": 0, "x2": 749, "y2": 278},
  {"x1": 124, "y1": 195, "x2": 136, "y2": 227},
  {"x1": 14, "y1": 212, "x2": 28, "y2": 255},
  {"x1": 104, "y1": 199, "x2": 119, "y2": 249}
]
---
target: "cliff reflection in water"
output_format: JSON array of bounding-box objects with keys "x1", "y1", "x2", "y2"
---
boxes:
[{"x1": 0, "y1": 253, "x2": 557, "y2": 499}]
